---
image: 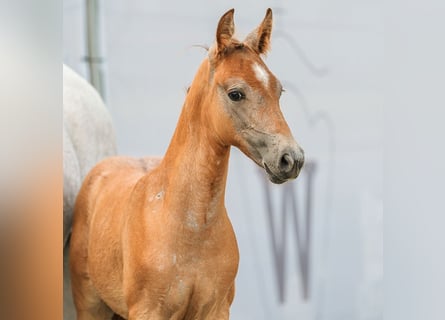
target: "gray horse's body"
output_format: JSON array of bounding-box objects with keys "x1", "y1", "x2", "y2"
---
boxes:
[{"x1": 63, "y1": 64, "x2": 116, "y2": 319}]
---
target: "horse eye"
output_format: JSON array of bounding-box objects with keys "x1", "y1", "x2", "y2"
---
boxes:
[{"x1": 228, "y1": 90, "x2": 244, "y2": 102}]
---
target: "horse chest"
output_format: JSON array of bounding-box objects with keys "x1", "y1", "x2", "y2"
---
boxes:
[
  {"x1": 148, "y1": 265, "x2": 235, "y2": 319},
  {"x1": 146, "y1": 238, "x2": 239, "y2": 289},
  {"x1": 137, "y1": 231, "x2": 239, "y2": 315}
]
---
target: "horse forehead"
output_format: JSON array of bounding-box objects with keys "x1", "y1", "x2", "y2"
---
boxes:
[
  {"x1": 220, "y1": 54, "x2": 275, "y2": 88},
  {"x1": 251, "y1": 62, "x2": 270, "y2": 88}
]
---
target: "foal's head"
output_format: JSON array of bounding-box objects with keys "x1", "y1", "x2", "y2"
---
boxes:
[{"x1": 203, "y1": 9, "x2": 304, "y2": 184}]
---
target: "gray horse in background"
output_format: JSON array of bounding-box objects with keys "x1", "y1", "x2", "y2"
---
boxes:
[{"x1": 64, "y1": 64, "x2": 116, "y2": 319}]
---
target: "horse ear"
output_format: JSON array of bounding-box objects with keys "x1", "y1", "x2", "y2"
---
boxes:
[
  {"x1": 216, "y1": 8, "x2": 235, "y2": 55},
  {"x1": 244, "y1": 8, "x2": 273, "y2": 55}
]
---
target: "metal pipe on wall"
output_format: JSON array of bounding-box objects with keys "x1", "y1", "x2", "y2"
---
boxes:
[{"x1": 85, "y1": 0, "x2": 105, "y2": 99}]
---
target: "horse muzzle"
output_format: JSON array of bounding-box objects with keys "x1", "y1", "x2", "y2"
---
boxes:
[{"x1": 262, "y1": 146, "x2": 304, "y2": 184}]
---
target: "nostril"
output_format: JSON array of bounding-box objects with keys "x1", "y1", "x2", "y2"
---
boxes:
[{"x1": 280, "y1": 153, "x2": 294, "y2": 172}]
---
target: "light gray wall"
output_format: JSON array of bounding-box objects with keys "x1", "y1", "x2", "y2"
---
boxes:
[{"x1": 64, "y1": 1, "x2": 382, "y2": 319}]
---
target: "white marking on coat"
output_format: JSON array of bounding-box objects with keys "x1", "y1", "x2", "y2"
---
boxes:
[
  {"x1": 252, "y1": 63, "x2": 269, "y2": 88},
  {"x1": 155, "y1": 190, "x2": 164, "y2": 199}
]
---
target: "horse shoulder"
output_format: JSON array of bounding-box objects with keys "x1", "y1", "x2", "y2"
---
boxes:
[{"x1": 75, "y1": 156, "x2": 161, "y2": 221}]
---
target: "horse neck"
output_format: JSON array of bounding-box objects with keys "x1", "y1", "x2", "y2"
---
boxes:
[{"x1": 160, "y1": 59, "x2": 231, "y2": 228}]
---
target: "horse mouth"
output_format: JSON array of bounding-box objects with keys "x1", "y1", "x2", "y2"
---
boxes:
[{"x1": 263, "y1": 163, "x2": 287, "y2": 184}]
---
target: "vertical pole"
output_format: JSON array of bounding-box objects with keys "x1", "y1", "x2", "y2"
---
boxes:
[{"x1": 85, "y1": 0, "x2": 105, "y2": 99}]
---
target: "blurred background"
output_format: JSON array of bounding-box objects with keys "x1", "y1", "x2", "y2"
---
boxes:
[{"x1": 63, "y1": 0, "x2": 383, "y2": 319}]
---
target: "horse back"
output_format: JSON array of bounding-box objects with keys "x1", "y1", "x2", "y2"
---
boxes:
[{"x1": 74, "y1": 155, "x2": 162, "y2": 224}]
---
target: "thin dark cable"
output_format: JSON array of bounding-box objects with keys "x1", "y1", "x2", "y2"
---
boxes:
[{"x1": 275, "y1": 30, "x2": 329, "y2": 77}]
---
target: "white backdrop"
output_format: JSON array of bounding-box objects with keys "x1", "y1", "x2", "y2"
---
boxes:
[{"x1": 64, "y1": 1, "x2": 383, "y2": 319}]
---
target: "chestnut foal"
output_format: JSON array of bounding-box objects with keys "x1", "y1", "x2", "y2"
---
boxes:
[{"x1": 70, "y1": 8, "x2": 304, "y2": 320}]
